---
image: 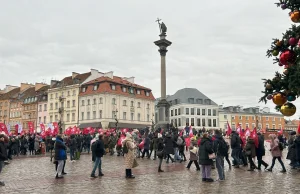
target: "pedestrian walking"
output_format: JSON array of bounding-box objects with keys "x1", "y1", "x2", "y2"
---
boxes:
[
  {"x1": 266, "y1": 134, "x2": 286, "y2": 173},
  {"x1": 90, "y1": 134, "x2": 105, "y2": 178},
  {"x1": 186, "y1": 145, "x2": 200, "y2": 171},
  {"x1": 54, "y1": 135, "x2": 67, "y2": 179},
  {"x1": 0, "y1": 134, "x2": 8, "y2": 186},
  {"x1": 199, "y1": 133, "x2": 214, "y2": 182},
  {"x1": 123, "y1": 132, "x2": 137, "y2": 178}
]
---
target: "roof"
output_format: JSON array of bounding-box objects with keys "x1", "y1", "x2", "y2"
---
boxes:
[
  {"x1": 0, "y1": 87, "x2": 21, "y2": 101},
  {"x1": 167, "y1": 88, "x2": 218, "y2": 106},
  {"x1": 52, "y1": 72, "x2": 91, "y2": 88},
  {"x1": 36, "y1": 85, "x2": 50, "y2": 92},
  {"x1": 84, "y1": 76, "x2": 151, "y2": 90}
]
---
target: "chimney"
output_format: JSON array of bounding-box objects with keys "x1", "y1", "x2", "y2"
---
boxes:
[
  {"x1": 20, "y1": 83, "x2": 34, "y2": 92},
  {"x1": 72, "y1": 72, "x2": 79, "y2": 79},
  {"x1": 104, "y1": 71, "x2": 114, "y2": 79},
  {"x1": 35, "y1": 83, "x2": 48, "y2": 91},
  {"x1": 123, "y1": 77, "x2": 135, "y2": 83}
]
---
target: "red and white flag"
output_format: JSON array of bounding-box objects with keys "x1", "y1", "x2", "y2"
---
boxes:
[
  {"x1": 250, "y1": 128, "x2": 259, "y2": 148},
  {"x1": 0, "y1": 123, "x2": 8, "y2": 135},
  {"x1": 40, "y1": 123, "x2": 45, "y2": 132},
  {"x1": 28, "y1": 121, "x2": 35, "y2": 134},
  {"x1": 226, "y1": 121, "x2": 232, "y2": 136},
  {"x1": 53, "y1": 122, "x2": 59, "y2": 135},
  {"x1": 236, "y1": 123, "x2": 241, "y2": 134}
]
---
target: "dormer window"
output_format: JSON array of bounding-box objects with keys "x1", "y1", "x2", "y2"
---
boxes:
[
  {"x1": 111, "y1": 85, "x2": 116, "y2": 90},
  {"x1": 122, "y1": 87, "x2": 127, "y2": 92},
  {"x1": 196, "y1": 99, "x2": 203, "y2": 104},
  {"x1": 129, "y1": 88, "x2": 134, "y2": 94},
  {"x1": 82, "y1": 87, "x2": 86, "y2": 92},
  {"x1": 146, "y1": 91, "x2": 150, "y2": 96},
  {"x1": 93, "y1": 85, "x2": 98, "y2": 91},
  {"x1": 137, "y1": 90, "x2": 141, "y2": 95}
]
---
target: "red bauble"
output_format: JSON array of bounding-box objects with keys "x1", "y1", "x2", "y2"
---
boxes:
[
  {"x1": 289, "y1": 37, "x2": 298, "y2": 46},
  {"x1": 279, "y1": 50, "x2": 296, "y2": 66}
]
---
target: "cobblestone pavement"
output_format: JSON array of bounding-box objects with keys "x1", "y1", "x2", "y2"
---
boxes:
[{"x1": 0, "y1": 149, "x2": 300, "y2": 194}]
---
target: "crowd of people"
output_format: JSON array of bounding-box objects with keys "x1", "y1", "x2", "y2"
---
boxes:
[{"x1": 0, "y1": 126, "x2": 300, "y2": 186}]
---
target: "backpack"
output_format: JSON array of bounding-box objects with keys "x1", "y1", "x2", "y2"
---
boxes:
[
  {"x1": 91, "y1": 141, "x2": 97, "y2": 153},
  {"x1": 217, "y1": 139, "x2": 229, "y2": 156},
  {"x1": 123, "y1": 141, "x2": 129, "y2": 154},
  {"x1": 278, "y1": 142, "x2": 284, "y2": 151},
  {"x1": 177, "y1": 137, "x2": 183, "y2": 146}
]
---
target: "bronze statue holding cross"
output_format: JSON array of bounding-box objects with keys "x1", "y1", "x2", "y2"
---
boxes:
[{"x1": 156, "y1": 18, "x2": 167, "y2": 35}]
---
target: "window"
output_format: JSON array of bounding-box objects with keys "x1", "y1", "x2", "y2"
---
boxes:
[
  {"x1": 279, "y1": 124, "x2": 282, "y2": 129},
  {"x1": 39, "y1": 105, "x2": 42, "y2": 112},
  {"x1": 82, "y1": 100, "x2": 85, "y2": 106},
  {"x1": 197, "y1": 108, "x2": 200, "y2": 115},
  {"x1": 112, "y1": 111, "x2": 116, "y2": 118},
  {"x1": 138, "y1": 113, "x2": 141, "y2": 121},
  {"x1": 202, "y1": 109, "x2": 206, "y2": 116},
  {"x1": 213, "y1": 110, "x2": 216, "y2": 116},
  {"x1": 99, "y1": 110, "x2": 102, "y2": 119},
  {"x1": 213, "y1": 119, "x2": 217, "y2": 127},
  {"x1": 178, "y1": 118, "x2": 181, "y2": 126},
  {"x1": 61, "y1": 102, "x2": 64, "y2": 108},
  {"x1": 44, "y1": 104, "x2": 47, "y2": 111},
  {"x1": 246, "y1": 116, "x2": 249, "y2": 120},
  {"x1": 252, "y1": 116, "x2": 255, "y2": 120},
  {"x1": 131, "y1": 113, "x2": 134, "y2": 121},
  {"x1": 72, "y1": 113, "x2": 75, "y2": 121},
  {"x1": 197, "y1": 118, "x2": 201, "y2": 126},
  {"x1": 272, "y1": 117, "x2": 275, "y2": 121},
  {"x1": 122, "y1": 87, "x2": 127, "y2": 92},
  {"x1": 93, "y1": 111, "x2": 96, "y2": 119},
  {"x1": 224, "y1": 115, "x2": 227, "y2": 119},
  {"x1": 232, "y1": 116, "x2": 235, "y2": 120},
  {"x1": 137, "y1": 102, "x2": 141, "y2": 108},
  {"x1": 178, "y1": 108, "x2": 181, "y2": 115},
  {"x1": 208, "y1": 119, "x2": 212, "y2": 127},
  {"x1": 137, "y1": 90, "x2": 141, "y2": 95},
  {"x1": 123, "y1": 112, "x2": 127, "y2": 120},
  {"x1": 111, "y1": 85, "x2": 116, "y2": 90},
  {"x1": 208, "y1": 109, "x2": 211, "y2": 116},
  {"x1": 99, "y1": 98, "x2": 103, "y2": 104},
  {"x1": 67, "y1": 91, "x2": 70, "y2": 96},
  {"x1": 50, "y1": 94, "x2": 53, "y2": 99},
  {"x1": 87, "y1": 112, "x2": 90, "y2": 120},
  {"x1": 38, "y1": 117, "x2": 41, "y2": 124},
  {"x1": 55, "y1": 93, "x2": 58, "y2": 98},
  {"x1": 266, "y1": 117, "x2": 269, "y2": 121},
  {"x1": 67, "y1": 101, "x2": 70, "y2": 108},
  {"x1": 93, "y1": 98, "x2": 96, "y2": 105},
  {"x1": 266, "y1": 124, "x2": 269, "y2": 129},
  {"x1": 123, "y1": 100, "x2": 127, "y2": 106},
  {"x1": 171, "y1": 110, "x2": 174, "y2": 116},
  {"x1": 129, "y1": 88, "x2": 134, "y2": 94},
  {"x1": 146, "y1": 92, "x2": 150, "y2": 96},
  {"x1": 239, "y1": 116, "x2": 242, "y2": 120},
  {"x1": 147, "y1": 104, "x2": 150, "y2": 109},
  {"x1": 93, "y1": 85, "x2": 98, "y2": 91},
  {"x1": 87, "y1": 99, "x2": 90, "y2": 105},
  {"x1": 112, "y1": 98, "x2": 116, "y2": 105},
  {"x1": 82, "y1": 87, "x2": 86, "y2": 92},
  {"x1": 186, "y1": 118, "x2": 189, "y2": 126},
  {"x1": 81, "y1": 112, "x2": 84, "y2": 120},
  {"x1": 72, "y1": 100, "x2": 75, "y2": 107},
  {"x1": 43, "y1": 116, "x2": 46, "y2": 124},
  {"x1": 67, "y1": 114, "x2": 70, "y2": 122},
  {"x1": 131, "y1": 101, "x2": 134, "y2": 107},
  {"x1": 73, "y1": 90, "x2": 76, "y2": 96},
  {"x1": 188, "y1": 98, "x2": 194, "y2": 104},
  {"x1": 196, "y1": 99, "x2": 203, "y2": 104},
  {"x1": 55, "y1": 103, "x2": 58, "y2": 109},
  {"x1": 252, "y1": 123, "x2": 255, "y2": 129},
  {"x1": 191, "y1": 118, "x2": 195, "y2": 126},
  {"x1": 175, "y1": 109, "x2": 178, "y2": 116},
  {"x1": 50, "y1": 116, "x2": 53, "y2": 123},
  {"x1": 272, "y1": 124, "x2": 275, "y2": 129},
  {"x1": 147, "y1": 114, "x2": 150, "y2": 122},
  {"x1": 186, "y1": 108, "x2": 189, "y2": 115},
  {"x1": 191, "y1": 108, "x2": 195, "y2": 115},
  {"x1": 202, "y1": 119, "x2": 206, "y2": 127},
  {"x1": 55, "y1": 115, "x2": 58, "y2": 121}
]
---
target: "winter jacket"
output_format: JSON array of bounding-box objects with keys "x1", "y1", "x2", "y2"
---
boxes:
[
  {"x1": 189, "y1": 146, "x2": 198, "y2": 161},
  {"x1": 286, "y1": 136, "x2": 296, "y2": 161},
  {"x1": 270, "y1": 138, "x2": 282, "y2": 157},
  {"x1": 230, "y1": 132, "x2": 241, "y2": 150},
  {"x1": 54, "y1": 137, "x2": 67, "y2": 161},
  {"x1": 144, "y1": 137, "x2": 150, "y2": 150},
  {"x1": 163, "y1": 135, "x2": 174, "y2": 155},
  {"x1": 245, "y1": 138, "x2": 256, "y2": 158},
  {"x1": 69, "y1": 138, "x2": 77, "y2": 150},
  {"x1": 212, "y1": 134, "x2": 226, "y2": 156},
  {"x1": 294, "y1": 135, "x2": 300, "y2": 160},
  {"x1": 92, "y1": 139, "x2": 105, "y2": 158},
  {"x1": 0, "y1": 141, "x2": 8, "y2": 161},
  {"x1": 256, "y1": 134, "x2": 265, "y2": 157},
  {"x1": 157, "y1": 138, "x2": 165, "y2": 159},
  {"x1": 198, "y1": 138, "x2": 214, "y2": 165}
]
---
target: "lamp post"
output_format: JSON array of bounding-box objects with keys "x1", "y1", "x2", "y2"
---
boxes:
[{"x1": 114, "y1": 109, "x2": 118, "y2": 131}]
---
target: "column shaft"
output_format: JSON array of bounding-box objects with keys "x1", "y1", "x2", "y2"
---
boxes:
[{"x1": 161, "y1": 55, "x2": 166, "y2": 100}]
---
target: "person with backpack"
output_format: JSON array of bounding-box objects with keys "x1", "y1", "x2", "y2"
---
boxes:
[
  {"x1": 90, "y1": 134, "x2": 105, "y2": 178},
  {"x1": 256, "y1": 132, "x2": 268, "y2": 170},
  {"x1": 123, "y1": 132, "x2": 137, "y2": 179},
  {"x1": 244, "y1": 136, "x2": 258, "y2": 171},
  {"x1": 213, "y1": 130, "x2": 227, "y2": 181},
  {"x1": 230, "y1": 130, "x2": 242, "y2": 168},
  {"x1": 266, "y1": 134, "x2": 286, "y2": 173},
  {"x1": 177, "y1": 135, "x2": 186, "y2": 161},
  {"x1": 186, "y1": 145, "x2": 200, "y2": 171},
  {"x1": 157, "y1": 133, "x2": 165, "y2": 172}
]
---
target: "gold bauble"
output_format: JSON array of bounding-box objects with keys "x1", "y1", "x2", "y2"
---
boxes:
[
  {"x1": 272, "y1": 93, "x2": 287, "y2": 106},
  {"x1": 283, "y1": 68, "x2": 288, "y2": 75},
  {"x1": 266, "y1": 83, "x2": 272, "y2": 90},
  {"x1": 280, "y1": 102, "x2": 296, "y2": 117}
]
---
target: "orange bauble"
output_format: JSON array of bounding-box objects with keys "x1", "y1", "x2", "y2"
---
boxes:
[
  {"x1": 291, "y1": 11, "x2": 300, "y2": 23},
  {"x1": 272, "y1": 93, "x2": 287, "y2": 105}
]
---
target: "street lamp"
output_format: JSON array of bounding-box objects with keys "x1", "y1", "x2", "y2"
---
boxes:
[{"x1": 114, "y1": 109, "x2": 118, "y2": 130}]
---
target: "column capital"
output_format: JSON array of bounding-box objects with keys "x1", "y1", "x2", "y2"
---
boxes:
[{"x1": 158, "y1": 48, "x2": 168, "y2": 56}]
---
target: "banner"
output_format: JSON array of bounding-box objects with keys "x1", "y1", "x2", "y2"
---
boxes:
[
  {"x1": 0, "y1": 123, "x2": 8, "y2": 135},
  {"x1": 53, "y1": 122, "x2": 59, "y2": 135},
  {"x1": 28, "y1": 121, "x2": 34, "y2": 134},
  {"x1": 40, "y1": 123, "x2": 45, "y2": 132},
  {"x1": 18, "y1": 124, "x2": 23, "y2": 134}
]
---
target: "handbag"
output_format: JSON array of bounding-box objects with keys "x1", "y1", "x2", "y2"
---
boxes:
[
  {"x1": 132, "y1": 158, "x2": 139, "y2": 168},
  {"x1": 208, "y1": 153, "x2": 216, "y2": 159},
  {"x1": 157, "y1": 150, "x2": 164, "y2": 158}
]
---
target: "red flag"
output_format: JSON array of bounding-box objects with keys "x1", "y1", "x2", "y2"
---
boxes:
[
  {"x1": 250, "y1": 128, "x2": 259, "y2": 148},
  {"x1": 40, "y1": 123, "x2": 45, "y2": 132},
  {"x1": 179, "y1": 129, "x2": 184, "y2": 136},
  {"x1": 236, "y1": 123, "x2": 241, "y2": 134},
  {"x1": 278, "y1": 127, "x2": 283, "y2": 135},
  {"x1": 28, "y1": 121, "x2": 34, "y2": 134},
  {"x1": 0, "y1": 123, "x2": 8, "y2": 135},
  {"x1": 298, "y1": 121, "x2": 300, "y2": 134},
  {"x1": 53, "y1": 122, "x2": 59, "y2": 135},
  {"x1": 226, "y1": 121, "x2": 232, "y2": 136}
]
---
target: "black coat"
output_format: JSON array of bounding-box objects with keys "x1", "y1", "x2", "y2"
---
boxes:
[
  {"x1": 256, "y1": 134, "x2": 265, "y2": 157},
  {"x1": 70, "y1": 138, "x2": 77, "y2": 150},
  {"x1": 164, "y1": 135, "x2": 174, "y2": 155},
  {"x1": 92, "y1": 140, "x2": 105, "y2": 158},
  {"x1": 0, "y1": 141, "x2": 8, "y2": 161},
  {"x1": 198, "y1": 138, "x2": 214, "y2": 165},
  {"x1": 28, "y1": 137, "x2": 35, "y2": 150},
  {"x1": 230, "y1": 132, "x2": 241, "y2": 150},
  {"x1": 157, "y1": 138, "x2": 164, "y2": 159},
  {"x1": 294, "y1": 136, "x2": 300, "y2": 161},
  {"x1": 286, "y1": 136, "x2": 296, "y2": 161}
]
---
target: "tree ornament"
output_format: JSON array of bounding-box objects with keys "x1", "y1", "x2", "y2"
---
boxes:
[
  {"x1": 276, "y1": 40, "x2": 283, "y2": 47},
  {"x1": 280, "y1": 102, "x2": 296, "y2": 116},
  {"x1": 267, "y1": 94, "x2": 273, "y2": 100},
  {"x1": 272, "y1": 50, "x2": 279, "y2": 56},
  {"x1": 266, "y1": 83, "x2": 273, "y2": 90},
  {"x1": 281, "y1": 4, "x2": 287, "y2": 10},
  {"x1": 287, "y1": 95, "x2": 296, "y2": 101},
  {"x1": 290, "y1": 11, "x2": 300, "y2": 23},
  {"x1": 279, "y1": 50, "x2": 296, "y2": 66},
  {"x1": 283, "y1": 68, "x2": 288, "y2": 75},
  {"x1": 272, "y1": 93, "x2": 287, "y2": 105},
  {"x1": 289, "y1": 37, "x2": 298, "y2": 45}
]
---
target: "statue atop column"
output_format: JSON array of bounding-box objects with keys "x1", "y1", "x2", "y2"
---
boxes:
[{"x1": 156, "y1": 18, "x2": 167, "y2": 36}]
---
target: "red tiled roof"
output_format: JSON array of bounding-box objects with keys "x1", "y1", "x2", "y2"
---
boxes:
[
  {"x1": 0, "y1": 88, "x2": 21, "y2": 100},
  {"x1": 52, "y1": 72, "x2": 91, "y2": 88},
  {"x1": 80, "y1": 76, "x2": 155, "y2": 101}
]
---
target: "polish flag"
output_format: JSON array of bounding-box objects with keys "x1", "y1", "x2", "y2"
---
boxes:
[
  {"x1": 236, "y1": 123, "x2": 241, "y2": 134},
  {"x1": 189, "y1": 126, "x2": 194, "y2": 137},
  {"x1": 53, "y1": 122, "x2": 59, "y2": 135},
  {"x1": 245, "y1": 127, "x2": 250, "y2": 137},
  {"x1": 0, "y1": 123, "x2": 8, "y2": 135},
  {"x1": 226, "y1": 121, "x2": 232, "y2": 136},
  {"x1": 28, "y1": 121, "x2": 34, "y2": 134},
  {"x1": 250, "y1": 128, "x2": 259, "y2": 148},
  {"x1": 40, "y1": 123, "x2": 45, "y2": 132},
  {"x1": 18, "y1": 124, "x2": 23, "y2": 134},
  {"x1": 278, "y1": 127, "x2": 283, "y2": 135}
]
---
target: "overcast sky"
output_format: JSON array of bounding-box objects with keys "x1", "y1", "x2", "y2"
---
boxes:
[{"x1": 0, "y1": 0, "x2": 298, "y2": 117}]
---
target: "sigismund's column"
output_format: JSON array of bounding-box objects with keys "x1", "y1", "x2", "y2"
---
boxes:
[{"x1": 154, "y1": 19, "x2": 172, "y2": 129}]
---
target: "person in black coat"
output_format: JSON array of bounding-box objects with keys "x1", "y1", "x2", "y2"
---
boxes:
[
  {"x1": 294, "y1": 134, "x2": 300, "y2": 166},
  {"x1": 69, "y1": 135, "x2": 77, "y2": 161},
  {"x1": 199, "y1": 133, "x2": 214, "y2": 182},
  {"x1": 163, "y1": 133, "x2": 174, "y2": 163},
  {"x1": 91, "y1": 134, "x2": 105, "y2": 177},
  {"x1": 157, "y1": 133, "x2": 165, "y2": 172},
  {"x1": 256, "y1": 132, "x2": 268, "y2": 170},
  {"x1": 54, "y1": 135, "x2": 67, "y2": 179},
  {"x1": 230, "y1": 131, "x2": 241, "y2": 168},
  {"x1": 28, "y1": 136, "x2": 35, "y2": 155},
  {"x1": 0, "y1": 134, "x2": 8, "y2": 186},
  {"x1": 286, "y1": 131, "x2": 297, "y2": 168}
]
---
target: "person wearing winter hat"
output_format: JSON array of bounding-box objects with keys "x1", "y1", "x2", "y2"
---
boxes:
[
  {"x1": 123, "y1": 132, "x2": 137, "y2": 178},
  {"x1": 157, "y1": 133, "x2": 165, "y2": 172}
]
